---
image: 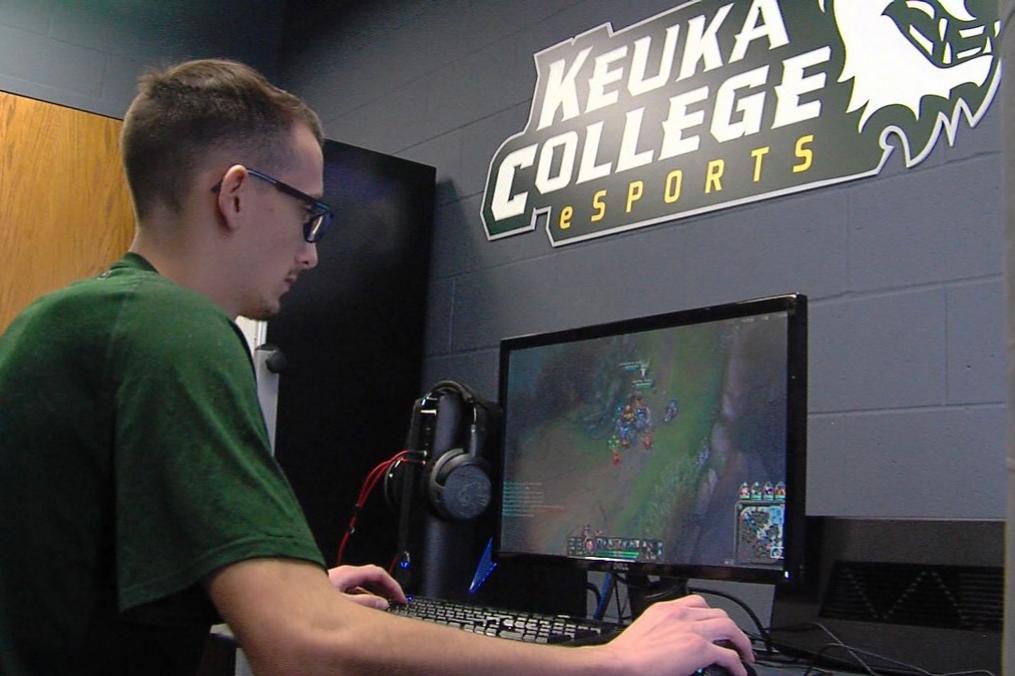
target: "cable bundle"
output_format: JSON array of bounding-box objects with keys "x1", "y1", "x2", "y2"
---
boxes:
[{"x1": 336, "y1": 449, "x2": 421, "y2": 565}]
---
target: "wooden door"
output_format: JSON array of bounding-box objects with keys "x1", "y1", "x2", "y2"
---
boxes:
[{"x1": 0, "y1": 91, "x2": 135, "y2": 333}]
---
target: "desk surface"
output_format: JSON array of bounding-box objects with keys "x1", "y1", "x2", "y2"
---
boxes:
[
  {"x1": 755, "y1": 665, "x2": 855, "y2": 676},
  {"x1": 212, "y1": 625, "x2": 862, "y2": 676}
]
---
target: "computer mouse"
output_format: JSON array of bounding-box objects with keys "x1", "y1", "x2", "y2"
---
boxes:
[
  {"x1": 697, "y1": 660, "x2": 757, "y2": 676},
  {"x1": 698, "y1": 639, "x2": 757, "y2": 676}
]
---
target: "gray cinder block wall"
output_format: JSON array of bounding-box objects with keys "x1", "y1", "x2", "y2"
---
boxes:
[
  {"x1": 1000, "y1": 0, "x2": 1014, "y2": 671},
  {"x1": 281, "y1": 0, "x2": 1005, "y2": 522},
  {"x1": 0, "y1": 0, "x2": 285, "y2": 118}
]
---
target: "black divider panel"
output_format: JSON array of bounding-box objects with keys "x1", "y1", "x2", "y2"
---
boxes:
[{"x1": 269, "y1": 140, "x2": 435, "y2": 568}]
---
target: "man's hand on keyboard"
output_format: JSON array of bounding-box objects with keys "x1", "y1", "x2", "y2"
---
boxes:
[
  {"x1": 595, "y1": 594, "x2": 753, "y2": 676},
  {"x1": 327, "y1": 564, "x2": 407, "y2": 610}
]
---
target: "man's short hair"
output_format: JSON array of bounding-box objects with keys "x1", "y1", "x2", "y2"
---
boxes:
[{"x1": 121, "y1": 59, "x2": 324, "y2": 220}]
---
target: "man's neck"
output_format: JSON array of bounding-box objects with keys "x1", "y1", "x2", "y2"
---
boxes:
[{"x1": 129, "y1": 221, "x2": 241, "y2": 319}]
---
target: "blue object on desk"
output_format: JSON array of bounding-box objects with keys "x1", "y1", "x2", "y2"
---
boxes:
[{"x1": 468, "y1": 537, "x2": 497, "y2": 594}]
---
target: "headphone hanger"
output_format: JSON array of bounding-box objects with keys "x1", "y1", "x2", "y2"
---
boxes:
[{"x1": 386, "y1": 379, "x2": 493, "y2": 522}]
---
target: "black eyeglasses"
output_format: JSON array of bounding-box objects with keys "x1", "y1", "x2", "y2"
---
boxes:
[{"x1": 212, "y1": 167, "x2": 334, "y2": 243}]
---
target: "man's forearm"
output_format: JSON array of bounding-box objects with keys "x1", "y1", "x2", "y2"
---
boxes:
[
  {"x1": 207, "y1": 558, "x2": 615, "y2": 676},
  {"x1": 282, "y1": 605, "x2": 616, "y2": 676}
]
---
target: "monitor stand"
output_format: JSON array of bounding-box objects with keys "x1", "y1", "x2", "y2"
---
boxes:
[{"x1": 626, "y1": 574, "x2": 689, "y2": 618}]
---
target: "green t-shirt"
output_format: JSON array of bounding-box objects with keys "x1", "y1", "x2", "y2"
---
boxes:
[{"x1": 0, "y1": 253, "x2": 325, "y2": 674}]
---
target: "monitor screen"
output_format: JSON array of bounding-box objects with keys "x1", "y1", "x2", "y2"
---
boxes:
[{"x1": 495, "y1": 294, "x2": 807, "y2": 585}]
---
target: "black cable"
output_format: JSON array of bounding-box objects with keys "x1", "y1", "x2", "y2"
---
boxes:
[
  {"x1": 688, "y1": 585, "x2": 773, "y2": 656},
  {"x1": 812, "y1": 643, "x2": 996, "y2": 676},
  {"x1": 800, "y1": 622, "x2": 878, "y2": 675},
  {"x1": 772, "y1": 622, "x2": 996, "y2": 676},
  {"x1": 585, "y1": 582, "x2": 602, "y2": 610},
  {"x1": 611, "y1": 572, "x2": 644, "y2": 588},
  {"x1": 805, "y1": 644, "x2": 877, "y2": 676},
  {"x1": 613, "y1": 574, "x2": 629, "y2": 621},
  {"x1": 743, "y1": 633, "x2": 830, "y2": 674}
]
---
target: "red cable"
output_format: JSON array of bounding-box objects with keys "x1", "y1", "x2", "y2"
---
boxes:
[
  {"x1": 336, "y1": 449, "x2": 419, "y2": 565},
  {"x1": 337, "y1": 455, "x2": 398, "y2": 564}
]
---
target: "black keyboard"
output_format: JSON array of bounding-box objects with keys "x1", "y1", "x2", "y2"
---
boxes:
[{"x1": 388, "y1": 595, "x2": 624, "y2": 644}]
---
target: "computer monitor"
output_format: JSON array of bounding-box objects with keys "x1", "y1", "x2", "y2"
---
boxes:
[{"x1": 494, "y1": 294, "x2": 807, "y2": 587}]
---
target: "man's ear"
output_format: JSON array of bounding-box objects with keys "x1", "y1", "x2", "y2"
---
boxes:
[{"x1": 214, "y1": 164, "x2": 249, "y2": 233}]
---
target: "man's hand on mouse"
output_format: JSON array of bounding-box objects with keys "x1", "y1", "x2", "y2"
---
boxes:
[
  {"x1": 594, "y1": 594, "x2": 754, "y2": 676},
  {"x1": 327, "y1": 564, "x2": 407, "y2": 610}
]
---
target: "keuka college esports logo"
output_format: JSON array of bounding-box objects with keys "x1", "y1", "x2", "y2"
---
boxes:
[{"x1": 480, "y1": 0, "x2": 1000, "y2": 246}]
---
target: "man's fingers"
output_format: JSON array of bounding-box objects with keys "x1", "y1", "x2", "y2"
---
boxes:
[
  {"x1": 343, "y1": 591, "x2": 390, "y2": 610},
  {"x1": 327, "y1": 564, "x2": 407, "y2": 603}
]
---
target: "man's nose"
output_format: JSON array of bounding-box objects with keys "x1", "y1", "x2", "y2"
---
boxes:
[{"x1": 299, "y1": 240, "x2": 318, "y2": 270}]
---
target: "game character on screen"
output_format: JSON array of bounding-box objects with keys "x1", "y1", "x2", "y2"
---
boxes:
[{"x1": 663, "y1": 398, "x2": 679, "y2": 423}]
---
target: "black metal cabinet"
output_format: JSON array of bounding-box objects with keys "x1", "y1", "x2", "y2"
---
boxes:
[{"x1": 268, "y1": 140, "x2": 435, "y2": 568}]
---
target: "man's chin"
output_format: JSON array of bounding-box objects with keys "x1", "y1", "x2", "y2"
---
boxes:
[{"x1": 242, "y1": 300, "x2": 281, "y2": 322}]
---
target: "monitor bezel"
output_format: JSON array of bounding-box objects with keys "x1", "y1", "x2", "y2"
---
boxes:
[{"x1": 494, "y1": 293, "x2": 808, "y2": 586}]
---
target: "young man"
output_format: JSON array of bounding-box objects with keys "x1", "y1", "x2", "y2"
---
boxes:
[{"x1": 0, "y1": 59, "x2": 753, "y2": 675}]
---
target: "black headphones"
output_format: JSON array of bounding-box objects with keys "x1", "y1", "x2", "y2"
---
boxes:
[
  {"x1": 427, "y1": 381, "x2": 492, "y2": 521},
  {"x1": 387, "y1": 380, "x2": 493, "y2": 522}
]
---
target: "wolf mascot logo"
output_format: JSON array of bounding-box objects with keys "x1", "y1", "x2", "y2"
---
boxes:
[{"x1": 824, "y1": 0, "x2": 999, "y2": 166}]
